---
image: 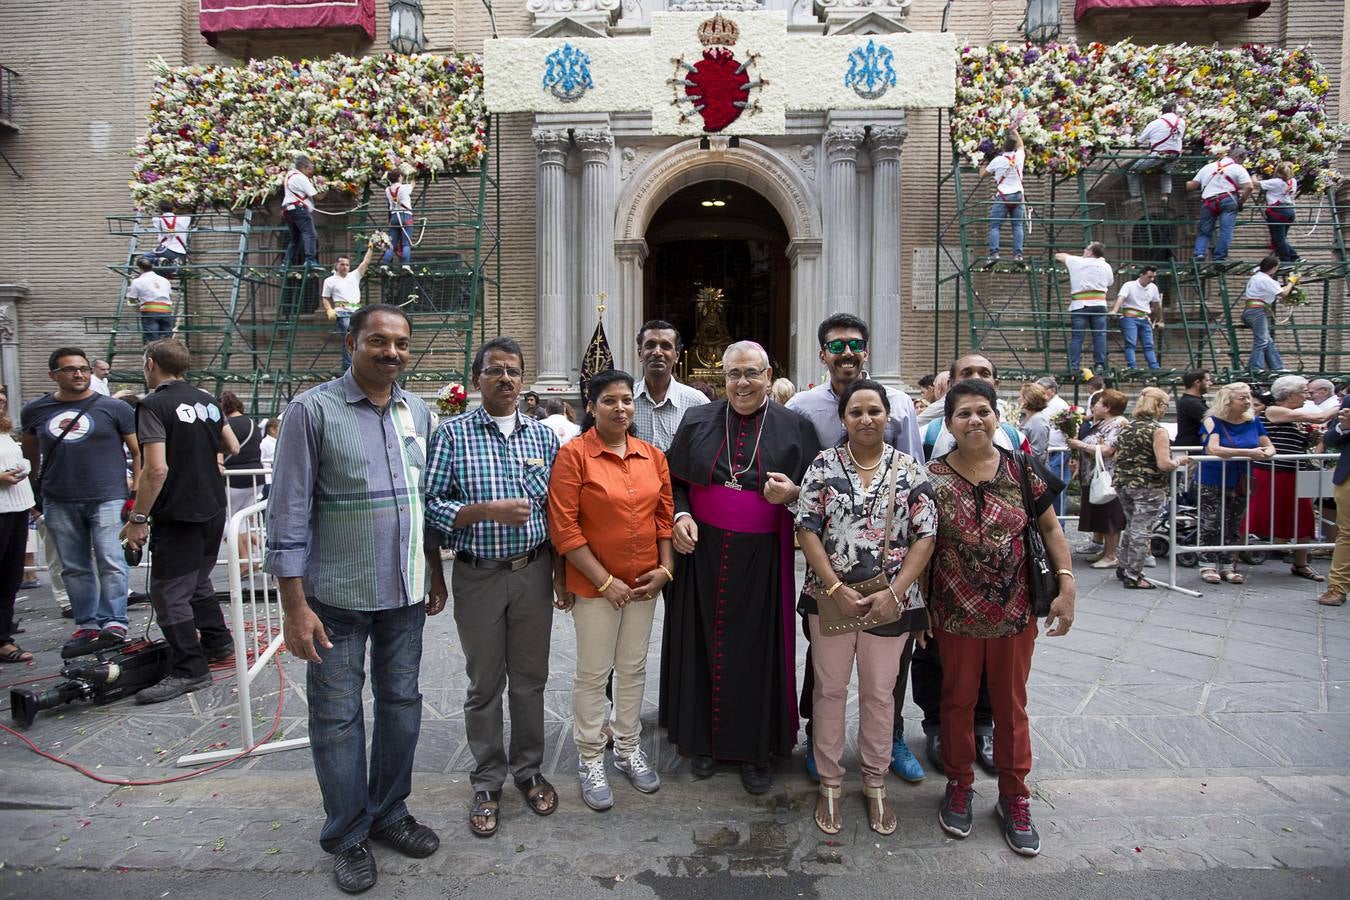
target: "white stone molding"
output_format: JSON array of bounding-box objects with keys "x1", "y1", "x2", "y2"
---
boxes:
[
  {"x1": 614, "y1": 239, "x2": 650, "y2": 375},
  {"x1": 867, "y1": 123, "x2": 905, "y2": 385},
  {"x1": 824, "y1": 126, "x2": 864, "y2": 319},
  {"x1": 533, "y1": 127, "x2": 573, "y2": 388},
  {"x1": 815, "y1": 0, "x2": 911, "y2": 29},
  {"x1": 790, "y1": 143, "x2": 817, "y2": 182},
  {"x1": 669, "y1": 0, "x2": 764, "y2": 11},
  {"x1": 528, "y1": 0, "x2": 621, "y2": 30}
]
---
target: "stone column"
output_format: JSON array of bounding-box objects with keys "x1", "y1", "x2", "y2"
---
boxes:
[
  {"x1": 614, "y1": 239, "x2": 649, "y2": 377},
  {"x1": 575, "y1": 127, "x2": 615, "y2": 376},
  {"x1": 868, "y1": 125, "x2": 907, "y2": 387},
  {"x1": 787, "y1": 239, "x2": 823, "y2": 389},
  {"x1": 532, "y1": 127, "x2": 570, "y2": 389},
  {"x1": 824, "y1": 127, "x2": 864, "y2": 319},
  {"x1": 0, "y1": 283, "x2": 27, "y2": 402}
]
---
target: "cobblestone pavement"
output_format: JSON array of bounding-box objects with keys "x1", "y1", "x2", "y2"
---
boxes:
[{"x1": 0, "y1": 551, "x2": 1347, "y2": 896}]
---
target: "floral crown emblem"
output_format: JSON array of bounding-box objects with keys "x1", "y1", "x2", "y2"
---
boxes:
[{"x1": 697, "y1": 14, "x2": 740, "y2": 48}]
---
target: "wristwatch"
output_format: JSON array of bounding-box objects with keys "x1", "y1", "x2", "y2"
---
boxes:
[{"x1": 128, "y1": 512, "x2": 150, "y2": 525}]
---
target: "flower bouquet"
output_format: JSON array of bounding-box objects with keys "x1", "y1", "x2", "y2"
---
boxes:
[
  {"x1": 436, "y1": 382, "x2": 468, "y2": 417},
  {"x1": 1050, "y1": 405, "x2": 1087, "y2": 440},
  {"x1": 367, "y1": 230, "x2": 393, "y2": 251}
]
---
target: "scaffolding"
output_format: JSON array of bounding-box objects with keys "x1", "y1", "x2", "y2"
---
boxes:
[
  {"x1": 89, "y1": 144, "x2": 501, "y2": 416},
  {"x1": 932, "y1": 128, "x2": 1350, "y2": 389}
]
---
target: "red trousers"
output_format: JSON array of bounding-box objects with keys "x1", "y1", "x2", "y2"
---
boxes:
[{"x1": 939, "y1": 623, "x2": 1037, "y2": 798}]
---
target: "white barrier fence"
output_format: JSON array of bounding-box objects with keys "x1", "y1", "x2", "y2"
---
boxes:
[
  {"x1": 1157, "y1": 451, "x2": 1337, "y2": 597},
  {"x1": 175, "y1": 495, "x2": 308, "y2": 766}
]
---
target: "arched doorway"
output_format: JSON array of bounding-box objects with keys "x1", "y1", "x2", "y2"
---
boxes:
[
  {"x1": 612, "y1": 139, "x2": 823, "y2": 387},
  {"x1": 644, "y1": 181, "x2": 790, "y2": 384}
]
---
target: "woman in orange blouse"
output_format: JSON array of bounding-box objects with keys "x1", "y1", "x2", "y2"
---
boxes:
[{"x1": 547, "y1": 369, "x2": 675, "y2": 813}]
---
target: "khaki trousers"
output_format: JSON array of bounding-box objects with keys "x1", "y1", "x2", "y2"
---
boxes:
[
  {"x1": 572, "y1": 595, "x2": 658, "y2": 762},
  {"x1": 807, "y1": 614, "x2": 905, "y2": 788},
  {"x1": 1329, "y1": 477, "x2": 1350, "y2": 593}
]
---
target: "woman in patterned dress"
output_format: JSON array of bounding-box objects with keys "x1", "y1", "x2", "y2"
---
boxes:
[
  {"x1": 796, "y1": 379, "x2": 935, "y2": 837},
  {"x1": 925, "y1": 379, "x2": 1075, "y2": 858}
]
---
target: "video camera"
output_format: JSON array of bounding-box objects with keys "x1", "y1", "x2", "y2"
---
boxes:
[{"x1": 10, "y1": 640, "x2": 171, "y2": 727}]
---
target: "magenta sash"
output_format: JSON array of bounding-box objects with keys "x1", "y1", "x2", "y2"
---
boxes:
[{"x1": 688, "y1": 483, "x2": 799, "y2": 733}]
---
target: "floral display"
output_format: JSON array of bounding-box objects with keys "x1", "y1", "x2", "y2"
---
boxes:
[
  {"x1": 1050, "y1": 405, "x2": 1088, "y2": 440},
  {"x1": 436, "y1": 382, "x2": 469, "y2": 417},
  {"x1": 131, "y1": 54, "x2": 487, "y2": 211},
  {"x1": 953, "y1": 41, "x2": 1346, "y2": 190}
]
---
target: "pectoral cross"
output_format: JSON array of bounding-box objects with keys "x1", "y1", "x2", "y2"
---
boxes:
[{"x1": 723, "y1": 477, "x2": 743, "y2": 491}]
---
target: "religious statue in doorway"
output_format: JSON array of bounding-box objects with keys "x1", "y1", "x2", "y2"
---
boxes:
[{"x1": 690, "y1": 285, "x2": 734, "y2": 370}]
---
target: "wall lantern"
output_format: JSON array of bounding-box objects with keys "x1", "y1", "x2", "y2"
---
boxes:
[{"x1": 389, "y1": 0, "x2": 426, "y2": 54}]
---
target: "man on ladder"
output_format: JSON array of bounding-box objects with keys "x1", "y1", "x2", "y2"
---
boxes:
[
  {"x1": 984, "y1": 127, "x2": 1025, "y2": 265},
  {"x1": 1187, "y1": 148, "x2": 1253, "y2": 263},
  {"x1": 282, "y1": 154, "x2": 321, "y2": 269},
  {"x1": 381, "y1": 170, "x2": 415, "y2": 273}
]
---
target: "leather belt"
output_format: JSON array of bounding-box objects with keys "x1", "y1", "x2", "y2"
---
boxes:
[{"x1": 455, "y1": 544, "x2": 548, "y2": 572}]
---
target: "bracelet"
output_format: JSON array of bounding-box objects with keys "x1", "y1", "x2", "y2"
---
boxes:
[
  {"x1": 825, "y1": 580, "x2": 844, "y2": 597},
  {"x1": 887, "y1": 584, "x2": 901, "y2": 605},
  {"x1": 1055, "y1": 568, "x2": 1075, "y2": 580},
  {"x1": 658, "y1": 564, "x2": 674, "y2": 582},
  {"x1": 597, "y1": 574, "x2": 614, "y2": 593}
]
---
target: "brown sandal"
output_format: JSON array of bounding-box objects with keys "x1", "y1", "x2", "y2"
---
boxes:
[
  {"x1": 1292, "y1": 565, "x2": 1326, "y2": 582},
  {"x1": 468, "y1": 789, "x2": 500, "y2": 838},
  {"x1": 0, "y1": 643, "x2": 32, "y2": 663}
]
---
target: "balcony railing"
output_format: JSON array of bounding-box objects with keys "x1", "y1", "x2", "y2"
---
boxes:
[{"x1": 0, "y1": 65, "x2": 17, "y2": 132}]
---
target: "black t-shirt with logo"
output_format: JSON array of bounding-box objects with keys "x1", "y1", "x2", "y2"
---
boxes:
[{"x1": 137, "y1": 380, "x2": 227, "y2": 522}]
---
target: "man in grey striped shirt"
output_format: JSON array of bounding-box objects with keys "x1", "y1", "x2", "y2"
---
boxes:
[
  {"x1": 633, "y1": 320, "x2": 708, "y2": 452},
  {"x1": 265, "y1": 304, "x2": 441, "y2": 893}
]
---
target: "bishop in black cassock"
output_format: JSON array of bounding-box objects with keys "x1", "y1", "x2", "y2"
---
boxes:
[{"x1": 658, "y1": 343, "x2": 821, "y2": 794}]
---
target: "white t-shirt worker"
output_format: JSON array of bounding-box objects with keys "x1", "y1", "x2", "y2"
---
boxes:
[
  {"x1": 1060, "y1": 254, "x2": 1114, "y2": 312},
  {"x1": 1114, "y1": 277, "x2": 1161, "y2": 317}
]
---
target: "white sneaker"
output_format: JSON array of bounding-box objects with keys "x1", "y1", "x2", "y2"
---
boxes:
[
  {"x1": 578, "y1": 756, "x2": 614, "y2": 811},
  {"x1": 615, "y1": 747, "x2": 661, "y2": 794}
]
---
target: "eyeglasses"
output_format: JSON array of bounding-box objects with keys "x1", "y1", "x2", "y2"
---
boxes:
[
  {"x1": 724, "y1": 368, "x2": 765, "y2": 383},
  {"x1": 52, "y1": 366, "x2": 92, "y2": 375},
  {"x1": 481, "y1": 366, "x2": 523, "y2": 379},
  {"x1": 824, "y1": 338, "x2": 867, "y2": 354}
]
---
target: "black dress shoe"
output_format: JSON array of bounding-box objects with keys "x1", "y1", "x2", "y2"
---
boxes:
[
  {"x1": 690, "y1": 754, "x2": 717, "y2": 778},
  {"x1": 371, "y1": 814, "x2": 439, "y2": 859},
  {"x1": 739, "y1": 762, "x2": 773, "y2": 795},
  {"x1": 333, "y1": 839, "x2": 377, "y2": 894},
  {"x1": 976, "y1": 733, "x2": 997, "y2": 775},
  {"x1": 924, "y1": 733, "x2": 943, "y2": 773}
]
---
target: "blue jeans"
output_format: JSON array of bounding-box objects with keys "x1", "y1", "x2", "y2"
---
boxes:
[
  {"x1": 1265, "y1": 206, "x2": 1298, "y2": 261},
  {"x1": 1243, "y1": 307, "x2": 1284, "y2": 371},
  {"x1": 1048, "y1": 448, "x2": 1071, "y2": 516},
  {"x1": 1194, "y1": 194, "x2": 1238, "y2": 261},
  {"x1": 307, "y1": 599, "x2": 426, "y2": 854},
  {"x1": 335, "y1": 312, "x2": 352, "y2": 368},
  {"x1": 1069, "y1": 309, "x2": 1108, "y2": 371},
  {"x1": 43, "y1": 499, "x2": 128, "y2": 631},
  {"x1": 282, "y1": 206, "x2": 318, "y2": 266},
  {"x1": 1120, "y1": 316, "x2": 1160, "y2": 369},
  {"x1": 141, "y1": 314, "x2": 174, "y2": 343},
  {"x1": 988, "y1": 192, "x2": 1024, "y2": 257},
  {"x1": 382, "y1": 213, "x2": 413, "y2": 265}
]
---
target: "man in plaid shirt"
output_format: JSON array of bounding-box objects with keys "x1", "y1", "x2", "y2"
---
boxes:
[{"x1": 424, "y1": 337, "x2": 565, "y2": 838}]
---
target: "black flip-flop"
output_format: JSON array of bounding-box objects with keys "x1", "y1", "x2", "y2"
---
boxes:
[
  {"x1": 468, "y1": 789, "x2": 500, "y2": 838},
  {"x1": 516, "y1": 774, "x2": 558, "y2": 816},
  {"x1": 1123, "y1": 576, "x2": 1155, "y2": 590}
]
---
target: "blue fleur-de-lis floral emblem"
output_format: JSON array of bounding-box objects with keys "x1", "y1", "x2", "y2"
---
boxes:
[
  {"x1": 542, "y1": 43, "x2": 593, "y2": 103},
  {"x1": 844, "y1": 39, "x2": 897, "y2": 100}
]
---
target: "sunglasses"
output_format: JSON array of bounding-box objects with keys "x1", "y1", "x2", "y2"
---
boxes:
[{"x1": 824, "y1": 338, "x2": 867, "y2": 354}]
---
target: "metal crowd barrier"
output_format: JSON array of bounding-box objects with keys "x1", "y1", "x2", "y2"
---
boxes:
[
  {"x1": 1157, "y1": 450, "x2": 1337, "y2": 597},
  {"x1": 175, "y1": 494, "x2": 307, "y2": 766}
]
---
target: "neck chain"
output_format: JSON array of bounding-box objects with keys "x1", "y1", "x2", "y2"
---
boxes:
[
  {"x1": 847, "y1": 443, "x2": 883, "y2": 472},
  {"x1": 723, "y1": 400, "x2": 768, "y2": 490}
]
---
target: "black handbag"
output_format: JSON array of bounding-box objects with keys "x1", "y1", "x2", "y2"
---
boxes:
[{"x1": 1014, "y1": 452, "x2": 1058, "y2": 617}]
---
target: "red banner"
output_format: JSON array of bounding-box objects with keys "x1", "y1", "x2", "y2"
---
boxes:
[
  {"x1": 1076, "y1": 0, "x2": 1270, "y2": 19},
  {"x1": 200, "y1": 0, "x2": 377, "y2": 44}
]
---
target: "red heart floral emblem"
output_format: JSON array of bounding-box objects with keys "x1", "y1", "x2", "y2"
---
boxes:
[{"x1": 686, "y1": 47, "x2": 749, "y2": 133}]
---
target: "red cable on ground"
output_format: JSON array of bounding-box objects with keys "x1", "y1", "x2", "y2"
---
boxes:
[{"x1": 0, "y1": 654, "x2": 290, "y2": 786}]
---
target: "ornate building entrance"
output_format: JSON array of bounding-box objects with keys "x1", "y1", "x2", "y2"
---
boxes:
[{"x1": 644, "y1": 181, "x2": 790, "y2": 379}]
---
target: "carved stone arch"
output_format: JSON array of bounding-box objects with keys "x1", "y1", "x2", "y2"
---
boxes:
[{"x1": 614, "y1": 138, "x2": 822, "y2": 243}]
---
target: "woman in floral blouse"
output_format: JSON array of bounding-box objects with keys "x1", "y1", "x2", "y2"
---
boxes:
[
  {"x1": 1065, "y1": 389, "x2": 1129, "y2": 569},
  {"x1": 797, "y1": 379, "x2": 935, "y2": 837},
  {"x1": 926, "y1": 379, "x2": 1075, "y2": 858}
]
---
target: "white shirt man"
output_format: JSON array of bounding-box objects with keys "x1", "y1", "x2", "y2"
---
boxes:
[
  {"x1": 1115, "y1": 276, "x2": 1161, "y2": 317},
  {"x1": 986, "y1": 145, "x2": 1025, "y2": 197},
  {"x1": 386, "y1": 181, "x2": 413, "y2": 215},
  {"x1": 283, "y1": 167, "x2": 317, "y2": 212},
  {"x1": 1061, "y1": 253, "x2": 1114, "y2": 312},
  {"x1": 1138, "y1": 111, "x2": 1184, "y2": 155},
  {"x1": 1196, "y1": 156, "x2": 1252, "y2": 200},
  {"x1": 1304, "y1": 380, "x2": 1340, "y2": 415},
  {"x1": 1242, "y1": 268, "x2": 1281, "y2": 310},
  {"x1": 321, "y1": 246, "x2": 376, "y2": 316},
  {"x1": 90, "y1": 359, "x2": 111, "y2": 396},
  {"x1": 126, "y1": 268, "x2": 174, "y2": 314}
]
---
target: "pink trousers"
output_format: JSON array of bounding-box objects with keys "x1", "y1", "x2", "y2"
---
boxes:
[{"x1": 808, "y1": 614, "x2": 905, "y2": 788}]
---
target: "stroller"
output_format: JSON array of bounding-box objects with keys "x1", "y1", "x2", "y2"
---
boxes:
[{"x1": 1149, "y1": 499, "x2": 1268, "y2": 568}]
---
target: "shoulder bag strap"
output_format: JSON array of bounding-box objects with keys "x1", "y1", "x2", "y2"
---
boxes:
[
  {"x1": 878, "y1": 453, "x2": 900, "y2": 559},
  {"x1": 224, "y1": 417, "x2": 255, "y2": 463},
  {"x1": 39, "y1": 394, "x2": 102, "y2": 482}
]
